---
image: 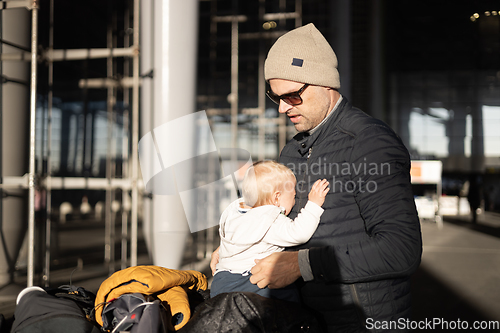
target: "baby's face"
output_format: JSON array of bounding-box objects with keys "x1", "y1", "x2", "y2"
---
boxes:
[{"x1": 279, "y1": 178, "x2": 296, "y2": 215}]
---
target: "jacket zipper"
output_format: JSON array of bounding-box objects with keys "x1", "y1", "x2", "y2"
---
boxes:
[{"x1": 298, "y1": 147, "x2": 313, "y2": 209}]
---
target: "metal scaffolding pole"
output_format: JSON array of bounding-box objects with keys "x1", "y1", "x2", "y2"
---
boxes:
[
  {"x1": 0, "y1": 0, "x2": 3, "y2": 289},
  {"x1": 43, "y1": 0, "x2": 54, "y2": 287},
  {"x1": 230, "y1": 19, "x2": 239, "y2": 155},
  {"x1": 130, "y1": 0, "x2": 140, "y2": 267},
  {"x1": 104, "y1": 7, "x2": 116, "y2": 274},
  {"x1": 258, "y1": 0, "x2": 266, "y2": 161},
  {"x1": 121, "y1": 0, "x2": 131, "y2": 271},
  {"x1": 211, "y1": 14, "x2": 247, "y2": 167},
  {"x1": 27, "y1": 0, "x2": 39, "y2": 287},
  {"x1": 0, "y1": 47, "x2": 137, "y2": 62}
]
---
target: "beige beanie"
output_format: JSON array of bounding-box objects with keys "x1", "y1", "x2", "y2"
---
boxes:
[{"x1": 264, "y1": 23, "x2": 340, "y2": 89}]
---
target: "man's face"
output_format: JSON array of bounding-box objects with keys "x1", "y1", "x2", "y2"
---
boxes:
[{"x1": 269, "y1": 79, "x2": 334, "y2": 132}]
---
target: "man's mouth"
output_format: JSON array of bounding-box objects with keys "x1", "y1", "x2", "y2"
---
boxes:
[{"x1": 288, "y1": 114, "x2": 301, "y2": 123}]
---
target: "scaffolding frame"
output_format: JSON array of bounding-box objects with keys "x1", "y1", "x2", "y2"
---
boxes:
[
  {"x1": 1, "y1": 0, "x2": 307, "y2": 285},
  {"x1": 187, "y1": 0, "x2": 303, "y2": 262},
  {"x1": 0, "y1": 0, "x2": 141, "y2": 287},
  {"x1": 205, "y1": 0, "x2": 303, "y2": 159}
]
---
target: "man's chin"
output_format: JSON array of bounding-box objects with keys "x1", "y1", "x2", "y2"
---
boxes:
[{"x1": 293, "y1": 123, "x2": 308, "y2": 133}]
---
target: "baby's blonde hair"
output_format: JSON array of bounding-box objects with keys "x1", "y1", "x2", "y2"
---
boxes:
[{"x1": 242, "y1": 161, "x2": 296, "y2": 207}]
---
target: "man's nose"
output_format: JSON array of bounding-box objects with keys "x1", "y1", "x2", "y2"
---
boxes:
[{"x1": 278, "y1": 100, "x2": 292, "y2": 114}]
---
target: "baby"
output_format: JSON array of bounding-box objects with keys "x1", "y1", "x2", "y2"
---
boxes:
[{"x1": 210, "y1": 160, "x2": 329, "y2": 302}]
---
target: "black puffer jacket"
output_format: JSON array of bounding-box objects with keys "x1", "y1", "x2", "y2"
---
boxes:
[{"x1": 280, "y1": 98, "x2": 422, "y2": 332}]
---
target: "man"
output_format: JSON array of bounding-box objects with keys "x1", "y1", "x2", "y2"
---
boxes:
[{"x1": 248, "y1": 23, "x2": 422, "y2": 332}]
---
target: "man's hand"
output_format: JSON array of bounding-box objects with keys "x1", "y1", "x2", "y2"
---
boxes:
[
  {"x1": 249, "y1": 251, "x2": 301, "y2": 289},
  {"x1": 210, "y1": 246, "x2": 220, "y2": 276}
]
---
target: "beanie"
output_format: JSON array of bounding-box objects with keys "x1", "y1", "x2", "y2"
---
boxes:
[{"x1": 264, "y1": 23, "x2": 340, "y2": 89}]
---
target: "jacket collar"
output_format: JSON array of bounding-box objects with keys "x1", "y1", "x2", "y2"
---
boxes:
[{"x1": 293, "y1": 97, "x2": 351, "y2": 156}]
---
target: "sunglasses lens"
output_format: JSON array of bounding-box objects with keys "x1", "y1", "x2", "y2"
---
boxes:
[
  {"x1": 284, "y1": 95, "x2": 302, "y2": 106},
  {"x1": 266, "y1": 91, "x2": 281, "y2": 105},
  {"x1": 266, "y1": 84, "x2": 307, "y2": 106}
]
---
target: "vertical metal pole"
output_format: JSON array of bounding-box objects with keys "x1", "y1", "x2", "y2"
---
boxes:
[
  {"x1": 205, "y1": 144, "x2": 215, "y2": 259},
  {"x1": 105, "y1": 7, "x2": 116, "y2": 273},
  {"x1": 257, "y1": 0, "x2": 265, "y2": 161},
  {"x1": 209, "y1": 1, "x2": 217, "y2": 111},
  {"x1": 43, "y1": 0, "x2": 54, "y2": 287},
  {"x1": 277, "y1": 0, "x2": 288, "y2": 152},
  {"x1": 121, "y1": 1, "x2": 131, "y2": 270},
  {"x1": 130, "y1": 0, "x2": 140, "y2": 267},
  {"x1": 230, "y1": 19, "x2": 238, "y2": 157},
  {"x1": 206, "y1": 1, "x2": 219, "y2": 259},
  {"x1": 436, "y1": 166, "x2": 443, "y2": 229},
  {"x1": 27, "y1": 0, "x2": 39, "y2": 287},
  {"x1": 295, "y1": 0, "x2": 302, "y2": 27},
  {"x1": 257, "y1": 55, "x2": 265, "y2": 160},
  {"x1": 0, "y1": 1, "x2": 3, "y2": 250}
]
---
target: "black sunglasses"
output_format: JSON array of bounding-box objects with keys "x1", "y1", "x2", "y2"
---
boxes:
[{"x1": 266, "y1": 84, "x2": 310, "y2": 106}]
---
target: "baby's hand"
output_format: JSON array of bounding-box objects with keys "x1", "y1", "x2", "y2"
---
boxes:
[{"x1": 308, "y1": 179, "x2": 329, "y2": 207}]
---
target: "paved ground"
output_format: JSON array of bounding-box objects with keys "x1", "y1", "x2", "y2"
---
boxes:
[
  {"x1": 411, "y1": 212, "x2": 500, "y2": 331},
  {"x1": 1, "y1": 212, "x2": 499, "y2": 331}
]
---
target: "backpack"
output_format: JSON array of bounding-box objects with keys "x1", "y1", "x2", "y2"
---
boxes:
[
  {"x1": 10, "y1": 285, "x2": 101, "y2": 333},
  {"x1": 101, "y1": 293, "x2": 166, "y2": 333}
]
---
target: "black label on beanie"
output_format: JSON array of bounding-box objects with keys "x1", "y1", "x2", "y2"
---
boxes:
[{"x1": 291, "y1": 58, "x2": 304, "y2": 67}]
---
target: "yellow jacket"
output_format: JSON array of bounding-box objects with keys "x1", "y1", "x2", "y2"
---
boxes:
[{"x1": 95, "y1": 265, "x2": 207, "y2": 331}]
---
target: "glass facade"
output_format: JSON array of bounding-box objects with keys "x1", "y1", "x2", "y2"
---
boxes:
[
  {"x1": 385, "y1": 1, "x2": 500, "y2": 210},
  {"x1": 391, "y1": 70, "x2": 500, "y2": 171}
]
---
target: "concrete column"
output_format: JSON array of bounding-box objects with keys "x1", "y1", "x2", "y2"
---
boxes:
[
  {"x1": 470, "y1": 74, "x2": 484, "y2": 173},
  {"x1": 445, "y1": 105, "x2": 467, "y2": 172},
  {"x1": 140, "y1": 0, "x2": 199, "y2": 269},
  {"x1": 1, "y1": 8, "x2": 30, "y2": 287}
]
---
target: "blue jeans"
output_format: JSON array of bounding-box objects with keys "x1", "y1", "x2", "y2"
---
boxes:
[{"x1": 210, "y1": 271, "x2": 300, "y2": 303}]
